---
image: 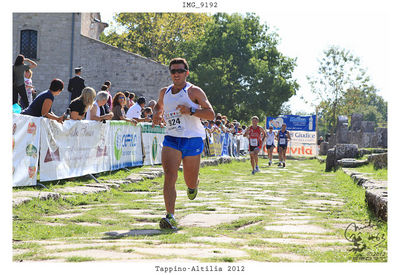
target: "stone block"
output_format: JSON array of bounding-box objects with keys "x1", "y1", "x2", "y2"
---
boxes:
[
  {"x1": 360, "y1": 121, "x2": 375, "y2": 133},
  {"x1": 368, "y1": 153, "x2": 387, "y2": 169},
  {"x1": 319, "y1": 142, "x2": 329, "y2": 155},
  {"x1": 350, "y1": 113, "x2": 363, "y2": 131},
  {"x1": 325, "y1": 148, "x2": 336, "y2": 172},
  {"x1": 335, "y1": 144, "x2": 358, "y2": 160},
  {"x1": 337, "y1": 158, "x2": 368, "y2": 168}
]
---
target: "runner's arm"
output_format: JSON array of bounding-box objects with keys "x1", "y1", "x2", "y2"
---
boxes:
[
  {"x1": 152, "y1": 88, "x2": 166, "y2": 126},
  {"x1": 287, "y1": 131, "x2": 291, "y2": 141},
  {"x1": 177, "y1": 87, "x2": 215, "y2": 120}
]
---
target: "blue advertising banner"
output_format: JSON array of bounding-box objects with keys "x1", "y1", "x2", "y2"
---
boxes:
[{"x1": 266, "y1": 115, "x2": 316, "y2": 132}]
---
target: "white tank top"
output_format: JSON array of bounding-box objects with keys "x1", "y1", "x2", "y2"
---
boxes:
[
  {"x1": 86, "y1": 101, "x2": 100, "y2": 120},
  {"x1": 163, "y1": 82, "x2": 205, "y2": 139},
  {"x1": 266, "y1": 131, "x2": 275, "y2": 145}
]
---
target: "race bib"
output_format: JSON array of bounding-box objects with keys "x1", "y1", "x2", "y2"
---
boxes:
[
  {"x1": 279, "y1": 138, "x2": 286, "y2": 145},
  {"x1": 250, "y1": 138, "x2": 258, "y2": 146},
  {"x1": 165, "y1": 111, "x2": 184, "y2": 133}
]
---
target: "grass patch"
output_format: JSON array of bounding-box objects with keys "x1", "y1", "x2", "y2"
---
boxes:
[{"x1": 65, "y1": 256, "x2": 95, "y2": 262}]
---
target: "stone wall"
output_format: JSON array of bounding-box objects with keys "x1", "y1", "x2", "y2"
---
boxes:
[
  {"x1": 79, "y1": 36, "x2": 170, "y2": 104},
  {"x1": 13, "y1": 13, "x2": 171, "y2": 115}
]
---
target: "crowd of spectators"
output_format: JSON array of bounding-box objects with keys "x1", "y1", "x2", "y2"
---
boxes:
[
  {"x1": 13, "y1": 57, "x2": 158, "y2": 125},
  {"x1": 202, "y1": 113, "x2": 246, "y2": 137},
  {"x1": 13, "y1": 55, "x2": 252, "y2": 142}
]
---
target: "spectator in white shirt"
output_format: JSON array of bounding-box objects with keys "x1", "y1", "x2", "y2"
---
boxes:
[
  {"x1": 126, "y1": 97, "x2": 150, "y2": 122},
  {"x1": 86, "y1": 91, "x2": 114, "y2": 121}
]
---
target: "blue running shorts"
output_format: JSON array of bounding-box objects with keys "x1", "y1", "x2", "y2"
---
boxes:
[{"x1": 163, "y1": 135, "x2": 204, "y2": 158}]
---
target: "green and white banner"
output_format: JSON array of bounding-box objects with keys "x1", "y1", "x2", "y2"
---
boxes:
[
  {"x1": 109, "y1": 121, "x2": 143, "y2": 170},
  {"x1": 141, "y1": 123, "x2": 165, "y2": 166}
]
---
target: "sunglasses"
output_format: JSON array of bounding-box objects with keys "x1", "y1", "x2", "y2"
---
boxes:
[
  {"x1": 119, "y1": 96, "x2": 125, "y2": 100},
  {"x1": 170, "y1": 69, "x2": 187, "y2": 74}
]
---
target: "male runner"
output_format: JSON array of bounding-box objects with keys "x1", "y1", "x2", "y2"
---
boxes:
[
  {"x1": 276, "y1": 123, "x2": 291, "y2": 167},
  {"x1": 265, "y1": 125, "x2": 275, "y2": 166},
  {"x1": 153, "y1": 58, "x2": 215, "y2": 229},
  {"x1": 244, "y1": 116, "x2": 266, "y2": 174}
]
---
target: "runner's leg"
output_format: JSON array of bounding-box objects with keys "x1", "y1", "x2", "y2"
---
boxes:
[
  {"x1": 162, "y1": 146, "x2": 182, "y2": 215},
  {"x1": 182, "y1": 154, "x2": 201, "y2": 189}
]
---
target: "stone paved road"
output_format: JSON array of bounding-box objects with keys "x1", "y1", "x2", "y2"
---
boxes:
[{"x1": 13, "y1": 158, "x2": 385, "y2": 263}]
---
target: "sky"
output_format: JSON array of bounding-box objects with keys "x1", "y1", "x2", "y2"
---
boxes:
[{"x1": 100, "y1": 1, "x2": 392, "y2": 115}]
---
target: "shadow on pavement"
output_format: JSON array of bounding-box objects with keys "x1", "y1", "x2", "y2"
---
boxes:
[{"x1": 103, "y1": 228, "x2": 177, "y2": 239}]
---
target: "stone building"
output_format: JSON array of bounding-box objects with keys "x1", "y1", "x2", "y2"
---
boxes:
[{"x1": 13, "y1": 12, "x2": 170, "y2": 115}]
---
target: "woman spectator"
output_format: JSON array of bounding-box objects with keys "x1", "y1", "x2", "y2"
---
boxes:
[
  {"x1": 69, "y1": 87, "x2": 96, "y2": 120},
  {"x1": 86, "y1": 91, "x2": 114, "y2": 121},
  {"x1": 24, "y1": 69, "x2": 36, "y2": 105},
  {"x1": 21, "y1": 78, "x2": 64, "y2": 123},
  {"x1": 111, "y1": 92, "x2": 137, "y2": 125},
  {"x1": 142, "y1": 107, "x2": 153, "y2": 121},
  {"x1": 13, "y1": 54, "x2": 37, "y2": 109}
]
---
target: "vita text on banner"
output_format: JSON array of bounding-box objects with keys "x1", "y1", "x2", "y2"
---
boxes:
[
  {"x1": 12, "y1": 114, "x2": 41, "y2": 187},
  {"x1": 39, "y1": 119, "x2": 110, "y2": 181},
  {"x1": 262, "y1": 130, "x2": 317, "y2": 157},
  {"x1": 141, "y1": 123, "x2": 165, "y2": 166},
  {"x1": 109, "y1": 121, "x2": 143, "y2": 170}
]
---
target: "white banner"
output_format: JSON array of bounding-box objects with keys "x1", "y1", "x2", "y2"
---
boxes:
[
  {"x1": 109, "y1": 121, "x2": 143, "y2": 170},
  {"x1": 12, "y1": 114, "x2": 41, "y2": 187},
  {"x1": 39, "y1": 119, "x2": 110, "y2": 181},
  {"x1": 263, "y1": 130, "x2": 317, "y2": 157},
  {"x1": 141, "y1": 123, "x2": 165, "y2": 166}
]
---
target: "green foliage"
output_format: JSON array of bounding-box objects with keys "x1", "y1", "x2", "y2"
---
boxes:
[
  {"x1": 100, "y1": 13, "x2": 298, "y2": 122},
  {"x1": 183, "y1": 13, "x2": 298, "y2": 121},
  {"x1": 100, "y1": 13, "x2": 211, "y2": 64},
  {"x1": 308, "y1": 46, "x2": 387, "y2": 133}
]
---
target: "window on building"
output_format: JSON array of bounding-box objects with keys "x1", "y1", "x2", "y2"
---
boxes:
[{"x1": 20, "y1": 30, "x2": 38, "y2": 59}]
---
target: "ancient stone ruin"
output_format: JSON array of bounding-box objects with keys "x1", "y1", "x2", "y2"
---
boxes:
[{"x1": 327, "y1": 113, "x2": 387, "y2": 149}]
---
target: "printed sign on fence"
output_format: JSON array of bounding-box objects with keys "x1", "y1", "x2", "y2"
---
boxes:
[
  {"x1": 109, "y1": 121, "x2": 143, "y2": 170},
  {"x1": 12, "y1": 114, "x2": 41, "y2": 187},
  {"x1": 266, "y1": 115, "x2": 316, "y2": 132},
  {"x1": 208, "y1": 131, "x2": 222, "y2": 156},
  {"x1": 39, "y1": 119, "x2": 110, "y2": 181},
  {"x1": 262, "y1": 130, "x2": 317, "y2": 157},
  {"x1": 141, "y1": 123, "x2": 165, "y2": 166}
]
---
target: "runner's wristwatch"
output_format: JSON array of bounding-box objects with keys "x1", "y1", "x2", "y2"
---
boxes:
[{"x1": 190, "y1": 107, "x2": 196, "y2": 116}]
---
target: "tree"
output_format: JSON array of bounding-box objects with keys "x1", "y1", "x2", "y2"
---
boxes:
[
  {"x1": 181, "y1": 13, "x2": 298, "y2": 122},
  {"x1": 100, "y1": 13, "x2": 211, "y2": 64},
  {"x1": 307, "y1": 46, "x2": 387, "y2": 132}
]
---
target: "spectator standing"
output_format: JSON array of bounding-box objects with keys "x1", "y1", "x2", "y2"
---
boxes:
[
  {"x1": 13, "y1": 54, "x2": 37, "y2": 109},
  {"x1": 126, "y1": 96, "x2": 150, "y2": 122},
  {"x1": 24, "y1": 69, "x2": 35, "y2": 105},
  {"x1": 21, "y1": 78, "x2": 64, "y2": 123},
  {"x1": 67, "y1": 67, "x2": 85, "y2": 102},
  {"x1": 69, "y1": 87, "x2": 96, "y2": 120},
  {"x1": 86, "y1": 91, "x2": 114, "y2": 121},
  {"x1": 103, "y1": 81, "x2": 112, "y2": 108},
  {"x1": 111, "y1": 92, "x2": 137, "y2": 124}
]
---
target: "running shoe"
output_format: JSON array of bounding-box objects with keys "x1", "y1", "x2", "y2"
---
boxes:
[
  {"x1": 283, "y1": 162, "x2": 286, "y2": 168},
  {"x1": 278, "y1": 162, "x2": 282, "y2": 167},
  {"x1": 159, "y1": 213, "x2": 177, "y2": 230},
  {"x1": 255, "y1": 166, "x2": 260, "y2": 172},
  {"x1": 268, "y1": 161, "x2": 272, "y2": 166},
  {"x1": 187, "y1": 187, "x2": 198, "y2": 200},
  {"x1": 252, "y1": 170, "x2": 256, "y2": 175}
]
